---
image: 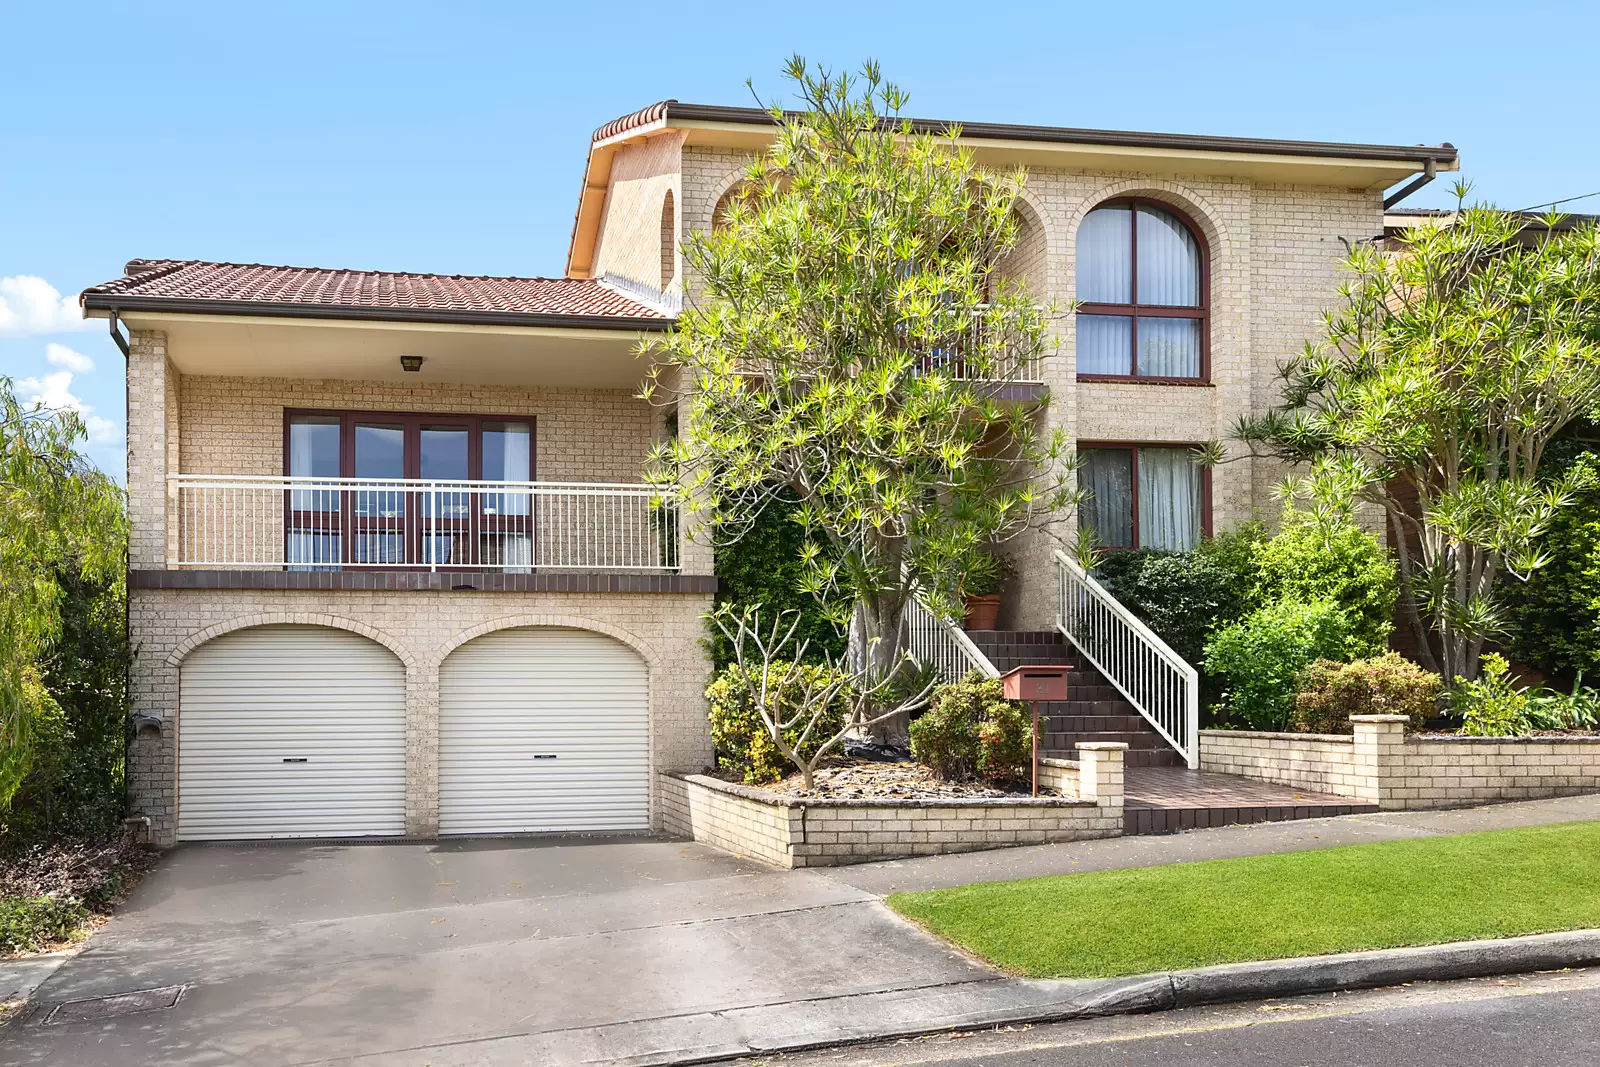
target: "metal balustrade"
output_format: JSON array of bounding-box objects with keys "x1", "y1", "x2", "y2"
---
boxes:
[
  {"x1": 1055, "y1": 550, "x2": 1199, "y2": 767},
  {"x1": 901, "y1": 596, "x2": 1001, "y2": 682},
  {"x1": 169, "y1": 475, "x2": 679, "y2": 572}
]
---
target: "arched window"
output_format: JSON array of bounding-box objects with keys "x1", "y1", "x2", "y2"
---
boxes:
[
  {"x1": 659, "y1": 190, "x2": 676, "y2": 290},
  {"x1": 1075, "y1": 200, "x2": 1207, "y2": 380}
]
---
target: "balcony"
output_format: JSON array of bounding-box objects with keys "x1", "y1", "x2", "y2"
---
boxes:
[{"x1": 168, "y1": 475, "x2": 680, "y2": 573}]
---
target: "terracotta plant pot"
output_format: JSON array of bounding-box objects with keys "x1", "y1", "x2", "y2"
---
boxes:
[{"x1": 963, "y1": 593, "x2": 1002, "y2": 631}]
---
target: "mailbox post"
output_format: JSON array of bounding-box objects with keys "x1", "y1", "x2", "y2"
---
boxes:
[{"x1": 999, "y1": 665, "x2": 1073, "y2": 796}]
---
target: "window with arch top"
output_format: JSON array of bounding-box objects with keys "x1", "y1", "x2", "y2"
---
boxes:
[{"x1": 1075, "y1": 199, "x2": 1207, "y2": 380}]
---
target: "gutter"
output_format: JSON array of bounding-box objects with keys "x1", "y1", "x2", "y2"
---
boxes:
[
  {"x1": 651, "y1": 101, "x2": 1461, "y2": 166},
  {"x1": 81, "y1": 294, "x2": 673, "y2": 333}
]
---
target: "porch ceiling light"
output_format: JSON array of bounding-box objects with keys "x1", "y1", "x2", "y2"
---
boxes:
[{"x1": 400, "y1": 355, "x2": 425, "y2": 372}]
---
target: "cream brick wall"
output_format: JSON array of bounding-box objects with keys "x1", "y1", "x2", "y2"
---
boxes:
[
  {"x1": 1201, "y1": 718, "x2": 1600, "y2": 810},
  {"x1": 660, "y1": 747, "x2": 1124, "y2": 868},
  {"x1": 127, "y1": 331, "x2": 175, "y2": 568},
  {"x1": 177, "y1": 374, "x2": 654, "y2": 484},
  {"x1": 677, "y1": 150, "x2": 1383, "y2": 628},
  {"x1": 593, "y1": 131, "x2": 686, "y2": 302},
  {"x1": 130, "y1": 588, "x2": 714, "y2": 845}
]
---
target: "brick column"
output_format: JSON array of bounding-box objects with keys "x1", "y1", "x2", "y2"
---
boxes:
[
  {"x1": 405, "y1": 667, "x2": 440, "y2": 838},
  {"x1": 1075, "y1": 741, "x2": 1127, "y2": 807},
  {"x1": 1350, "y1": 714, "x2": 1408, "y2": 808},
  {"x1": 126, "y1": 330, "x2": 175, "y2": 568}
]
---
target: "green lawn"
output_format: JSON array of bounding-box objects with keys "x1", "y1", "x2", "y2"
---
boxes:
[{"x1": 887, "y1": 821, "x2": 1600, "y2": 978}]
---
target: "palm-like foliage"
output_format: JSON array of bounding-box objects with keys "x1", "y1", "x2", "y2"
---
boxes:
[
  {"x1": 642, "y1": 59, "x2": 1076, "y2": 737},
  {"x1": 1237, "y1": 187, "x2": 1600, "y2": 682}
]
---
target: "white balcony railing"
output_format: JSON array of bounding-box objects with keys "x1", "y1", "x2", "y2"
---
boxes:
[
  {"x1": 915, "y1": 306, "x2": 1043, "y2": 384},
  {"x1": 169, "y1": 475, "x2": 679, "y2": 572},
  {"x1": 1055, "y1": 550, "x2": 1199, "y2": 767},
  {"x1": 901, "y1": 597, "x2": 1001, "y2": 682}
]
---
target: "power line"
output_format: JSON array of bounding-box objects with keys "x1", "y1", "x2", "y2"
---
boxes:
[{"x1": 1514, "y1": 189, "x2": 1600, "y2": 213}]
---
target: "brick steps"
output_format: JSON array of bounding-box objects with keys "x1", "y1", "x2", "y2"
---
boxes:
[
  {"x1": 1124, "y1": 801, "x2": 1379, "y2": 835},
  {"x1": 966, "y1": 628, "x2": 1185, "y2": 766}
]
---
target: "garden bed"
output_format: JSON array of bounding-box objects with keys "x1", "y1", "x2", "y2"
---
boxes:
[
  {"x1": 662, "y1": 748, "x2": 1125, "y2": 868},
  {"x1": 0, "y1": 837, "x2": 160, "y2": 957},
  {"x1": 732, "y1": 759, "x2": 1057, "y2": 801}
]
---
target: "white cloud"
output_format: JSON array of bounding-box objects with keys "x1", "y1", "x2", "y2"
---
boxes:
[
  {"x1": 45, "y1": 342, "x2": 94, "y2": 373},
  {"x1": 0, "y1": 275, "x2": 93, "y2": 337},
  {"x1": 17, "y1": 368, "x2": 116, "y2": 444}
]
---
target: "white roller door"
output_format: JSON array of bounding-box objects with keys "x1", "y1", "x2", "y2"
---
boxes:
[
  {"x1": 178, "y1": 625, "x2": 407, "y2": 840},
  {"x1": 439, "y1": 627, "x2": 650, "y2": 835}
]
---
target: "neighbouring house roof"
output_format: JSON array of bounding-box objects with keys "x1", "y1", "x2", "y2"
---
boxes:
[
  {"x1": 81, "y1": 259, "x2": 671, "y2": 330},
  {"x1": 567, "y1": 99, "x2": 1460, "y2": 277}
]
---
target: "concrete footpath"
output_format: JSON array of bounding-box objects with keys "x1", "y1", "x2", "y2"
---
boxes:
[{"x1": 3, "y1": 794, "x2": 1597, "y2": 1067}]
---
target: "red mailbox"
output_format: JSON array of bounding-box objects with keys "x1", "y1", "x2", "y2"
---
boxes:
[
  {"x1": 999, "y1": 665, "x2": 1072, "y2": 796},
  {"x1": 1000, "y1": 665, "x2": 1071, "y2": 702}
]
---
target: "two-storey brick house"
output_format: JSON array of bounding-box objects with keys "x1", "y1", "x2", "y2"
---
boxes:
[{"x1": 85, "y1": 101, "x2": 1455, "y2": 846}]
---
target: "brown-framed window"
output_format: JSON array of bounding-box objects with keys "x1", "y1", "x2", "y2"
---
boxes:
[
  {"x1": 1075, "y1": 199, "x2": 1208, "y2": 381},
  {"x1": 1078, "y1": 443, "x2": 1211, "y2": 551},
  {"x1": 284, "y1": 409, "x2": 535, "y2": 569}
]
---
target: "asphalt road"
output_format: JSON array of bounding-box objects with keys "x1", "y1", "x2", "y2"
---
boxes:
[{"x1": 739, "y1": 968, "x2": 1600, "y2": 1067}]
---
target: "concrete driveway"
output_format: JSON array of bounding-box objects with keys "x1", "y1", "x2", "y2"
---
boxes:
[{"x1": 2, "y1": 836, "x2": 1009, "y2": 1066}]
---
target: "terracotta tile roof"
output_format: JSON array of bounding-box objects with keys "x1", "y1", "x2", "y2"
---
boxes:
[
  {"x1": 81, "y1": 260, "x2": 669, "y2": 328},
  {"x1": 591, "y1": 100, "x2": 673, "y2": 143}
]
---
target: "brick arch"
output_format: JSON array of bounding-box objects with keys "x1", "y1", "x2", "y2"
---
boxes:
[
  {"x1": 165, "y1": 614, "x2": 417, "y2": 670},
  {"x1": 1065, "y1": 178, "x2": 1231, "y2": 256},
  {"x1": 995, "y1": 187, "x2": 1054, "y2": 300},
  {"x1": 428, "y1": 614, "x2": 663, "y2": 673}
]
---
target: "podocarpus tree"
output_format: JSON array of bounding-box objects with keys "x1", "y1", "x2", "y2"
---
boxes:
[
  {"x1": 0, "y1": 377, "x2": 126, "y2": 810},
  {"x1": 1236, "y1": 193, "x2": 1600, "y2": 683},
  {"x1": 642, "y1": 59, "x2": 1076, "y2": 740}
]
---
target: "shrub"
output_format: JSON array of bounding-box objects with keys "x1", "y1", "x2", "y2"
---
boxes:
[
  {"x1": 709, "y1": 493, "x2": 846, "y2": 672},
  {"x1": 706, "y1": 660, "x2": 852, "y2": 784},
  {"x1": 1204, "y1": 599, "x2": 1356, "y2": 730},
  {"x1": 911, "y1": 674, "x2": 1031, "y2": 783},
  {"x1": 1505, "y1": 450, "x2": 1600, "y2": 678},
  {"x1": 1452, "y1": 654, "x2": 1534, "y2": 737},
  {"x1": 1115, "y1": 552, "x2": 1259, "y2": 669},
  {"x1": 0, "y1": 893, "x2": 88, "y2": 955},
  {"x1": 1292, "y1": 653, "x2": 1441, "y2": 733},
  {"x1": 1526, "y1": 675, "x2": 1600, "y2": 731},
  {"x1": 1253, "y1": 509, "x2": 1396, "y2": 657}
]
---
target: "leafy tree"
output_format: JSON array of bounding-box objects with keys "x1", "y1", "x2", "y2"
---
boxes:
[
  {"x1": 0, "y1": 378, "x2": 125, "y2": 811},
  {"x1": 1237, "y1": 193, "x2": 1600, "y2": 682},
  {"x1": 1252, "y1": 508, "x2": 1396, "y2": 656},
  {"x1": 643, "y1": 59, "x2": 1075, "y2": 739},
  {"x1": 1504, "y1": 444, "x2": 1600, "y2": 677}
]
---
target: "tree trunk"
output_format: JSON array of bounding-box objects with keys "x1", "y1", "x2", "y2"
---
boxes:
[{"x1": 855, "y1": 593, "x2": 911, "y2": 746}]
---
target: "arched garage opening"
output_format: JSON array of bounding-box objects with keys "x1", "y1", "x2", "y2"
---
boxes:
[
  {"x1": 177, "y1": 625, "x2": 407, "y2": 841},
  {"x1": 439, "y1": 627, "x2": 650, "y2": 835}
]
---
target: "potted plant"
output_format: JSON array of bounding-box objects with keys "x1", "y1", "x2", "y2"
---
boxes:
[{"x1": 962, "y1": 552, "x2": 1012, "y2": 631}]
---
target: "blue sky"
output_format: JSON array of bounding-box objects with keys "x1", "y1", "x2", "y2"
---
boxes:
[{"x1": 4, "y1": 0, "x2": 1596, "y2": 478}]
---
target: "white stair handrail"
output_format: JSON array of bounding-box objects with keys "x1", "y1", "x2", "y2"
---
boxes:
[
  {"x1": 903, "y1": 596, "x2": 1001, "y2": 681},
  {"x1": 1054, "y1": 550, "x2": 1200, "y2": 767}
]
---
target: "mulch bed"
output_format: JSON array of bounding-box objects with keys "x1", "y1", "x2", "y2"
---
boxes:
[
  {"x1": 0, "y1": 837, "x2": 162, "y2": 958},
  {"x1": 729, "y1": 759, "x2": 1052, "y2": 800}
]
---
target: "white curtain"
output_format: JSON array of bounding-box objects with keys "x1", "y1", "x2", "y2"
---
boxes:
[
  {"x1": 1136, "y1": 206, "x2": 1200, "y2": 306},
  {"x1": 1137, "y1": 317, "x2": 1201, "y2": 377},
  {"x1": 1076, "y1": 207, "x2": 1132, "y2": 303},
  {"x1": 1137, "y1": 448, "x2": 1202, "y2": 551},
  {"x1": 1077, "y1": 314, "x2": 1132, "y2": 375},
  {"x1": 1079, "y1": 449, "x2": 1134, "y2": 548}
]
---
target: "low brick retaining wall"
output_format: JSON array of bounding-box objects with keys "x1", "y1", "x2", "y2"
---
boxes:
[
  {"x1": 660, "y1": 744, "x2": 1126, "y2": 867},
  {"x1": 1201, "y1": 715, "x2": 1600, "y2": 810}
]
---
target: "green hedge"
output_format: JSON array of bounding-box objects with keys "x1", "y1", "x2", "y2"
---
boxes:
[{"x1": 1505, "y1": 448, "x2": 1600, "y2": 679}]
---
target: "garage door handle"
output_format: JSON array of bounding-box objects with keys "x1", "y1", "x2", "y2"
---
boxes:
[
  {"x1": 282, "y1": 758, "x2": 308, "y2": 763},
  {"x1": 533, "y1": 754, "x2": 557, "y2": 760}
]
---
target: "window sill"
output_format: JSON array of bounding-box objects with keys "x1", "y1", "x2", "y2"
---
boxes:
[{"x1": 1076, "y1": 375, "x2": 1214, "y2": 388}]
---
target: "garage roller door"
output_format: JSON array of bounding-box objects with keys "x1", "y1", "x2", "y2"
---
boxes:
[
  {"x1": 439, "y1": 627, "x2": 650, "y2": 835},
  {"x1": 177, "y1": 625, "x2": 407, "y2": 840}
]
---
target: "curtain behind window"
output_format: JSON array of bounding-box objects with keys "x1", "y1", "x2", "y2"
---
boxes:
[
  {"x1": 1136, "y1": 206, "x2": 1201, "y2": 306},
  {"x1": 1076, "y1": 207, "x2": 1132, "y2": 303},
  {"x1": 1079, "y1": 449, "x2": 1134, "y2": 548},
  {"x1": 1138, "y1": 448, "x2": 1202, "y2": 551}
]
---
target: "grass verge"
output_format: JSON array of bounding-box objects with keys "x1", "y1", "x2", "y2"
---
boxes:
[{"x1": 887, "y1": 820, "x2": 1600, "y2": 978}]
